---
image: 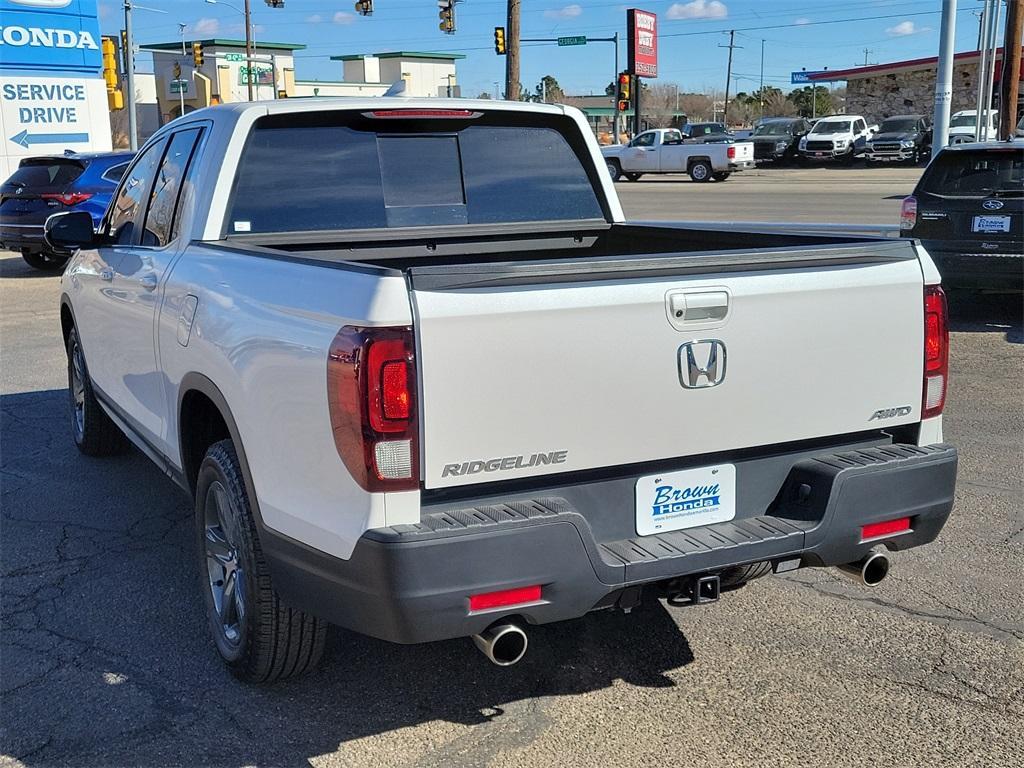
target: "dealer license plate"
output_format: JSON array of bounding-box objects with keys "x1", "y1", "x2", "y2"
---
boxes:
[
  {"x1": 972, "y1": 215, "x2": 1010, "y2": 233},
  {"x1": 635, "y1": 464, "x2": 736, "y2": 536}
]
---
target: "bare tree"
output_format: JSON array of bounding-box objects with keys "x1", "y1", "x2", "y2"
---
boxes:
[
  {"x1": 678, "y1": 92, "x2": 714, "y2": 122},
  {"x1": 643, "y1": 83, "x2": 683, "y2": 127}
]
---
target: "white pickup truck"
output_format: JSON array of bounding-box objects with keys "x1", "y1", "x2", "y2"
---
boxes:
[
  {"x1": 601, "y1": 127, "x2": 755, "y2": 182},
  {"x1": 48, "y1": 99, "x2": 957, "y2": 681}
]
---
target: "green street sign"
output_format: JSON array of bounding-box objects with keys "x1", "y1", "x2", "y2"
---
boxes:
[
  {"x1": 170, "y1": 79, "x2": 189, "y2": 94},
  {"x1": 224, "y1": 53, "x2": 244, "y2": 62},
  {"x1": 557, "y1": 36, "x2": 587, "y2": 46}
]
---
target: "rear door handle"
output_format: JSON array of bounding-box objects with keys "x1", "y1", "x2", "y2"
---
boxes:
[
  {"x1": 99, "y1": 268, "x2": 113, "y2": 281},
  {"x1": 138, "y1": 273, "x2": 158, "y2": 292}
]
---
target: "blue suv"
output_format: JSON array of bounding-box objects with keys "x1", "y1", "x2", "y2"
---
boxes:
[{"x1": 1, "y1": 151, "x2": 135, "y2": 271}]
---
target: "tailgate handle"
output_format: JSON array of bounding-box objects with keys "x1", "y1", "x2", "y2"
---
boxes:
[{"x1": 669, "y1": 290, "x2": 729, "y2": 323}]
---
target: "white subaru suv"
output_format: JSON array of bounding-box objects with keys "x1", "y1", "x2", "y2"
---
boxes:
[{"x1": 799, "y1": 115, "x2": 873, "y2": 163}]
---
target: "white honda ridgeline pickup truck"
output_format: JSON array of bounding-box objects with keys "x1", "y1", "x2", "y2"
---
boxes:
[{"x1": 48, "y1": 99, "x2": 957, "y2": 681}]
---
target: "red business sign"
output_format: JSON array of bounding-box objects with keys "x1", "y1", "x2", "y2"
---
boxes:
[{"x1": 628, "y1": 8, "x2": 658, "y2": 78}]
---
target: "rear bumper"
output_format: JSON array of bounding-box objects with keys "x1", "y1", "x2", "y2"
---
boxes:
[
  {"x1": 262, "y1": 443, "x2": 957, "y2": 644},
  {"x1": 915, "y1": 239, "x2": 1024, "y2": 289},
  {"x1": 728, "y1": 160, "x2": 756, "y2": 171},
  {"x1": 0, "y1": 223, "x2": 46, "y2": 252}
]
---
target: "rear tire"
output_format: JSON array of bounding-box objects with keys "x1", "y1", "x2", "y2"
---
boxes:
[
  {"x1": 196, "y1": 439, "x2": 327, "y2": 682},
  {"x1": 624, "y1": 173, "x2": 643, "y2": 182},
  {"x1": 66, "y1": 327, "x2": 128, "y2": 457},
  {"x1": 689, "y1": 160, "x2": 713, "y2": 182},
  {"x1": 605, "y1": 160, "x2": 623, "y2": 182},
  {"x1": 21, "y1": 249, "x2": 68, "y2": 271},
  {"x1": 712, "y1": 172, "x2": 731, "y2": 182}
]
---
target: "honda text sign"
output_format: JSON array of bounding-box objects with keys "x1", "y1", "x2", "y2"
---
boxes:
[{"x1": 627, "y1": 8, "x2": 657, "y2": 78}]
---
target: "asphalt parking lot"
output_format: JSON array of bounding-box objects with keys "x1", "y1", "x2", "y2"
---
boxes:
[{"x1": 2, "y1": 168, "x2": 1023, "y2": 767}]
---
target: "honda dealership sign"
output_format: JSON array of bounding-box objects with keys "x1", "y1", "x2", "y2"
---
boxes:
[
  {"x1": 0, "y1": 0, "x2": 111, "y2": 179},
  {"x1": 627, "y1": 8, "x2": 658, "y2": 79}
]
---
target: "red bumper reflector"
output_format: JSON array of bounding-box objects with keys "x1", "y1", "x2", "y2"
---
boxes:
[
  {"x1": 469, "y1": 585, "x2": 542, "y2": 611},
  {"x1": 861, "y1": 517, "x2": 911, "y2": 541}
]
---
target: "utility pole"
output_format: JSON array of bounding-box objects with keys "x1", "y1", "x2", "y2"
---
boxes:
[
  {"x1": 759, "y1": 39, "x2": 765, "y2": 117},
  {"x1": 123, "y1": 1, "x2": 137, "y2": 150},
  {"x1": 932, "y1": 0, "x2": 958, "y2": 158},
  {"x1": 244, "y1": 0, "x2": 254, "y2": 101},
  {"x1": 505, "y1": 0, "x2": 520, "y2": 100},
  {"x1": 999, "y1": 0, "x2": 1023, "y2": 139},
  {"x1": 862, "y1": 48, "x2": 873, "y2": 67},
  {"x1": 719, "y1": 31, "x2": 741, "y2": 126}
]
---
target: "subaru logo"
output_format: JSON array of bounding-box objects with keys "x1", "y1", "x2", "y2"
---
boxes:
[
  {"x1": 678, "y1": 340, "x2": 727, "y2": 389},
  {"x1": 982, "y1": 199, "x2": 1004, "y2": 210}
]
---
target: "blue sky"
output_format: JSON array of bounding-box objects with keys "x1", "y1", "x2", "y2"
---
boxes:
[{"x1": 99, "y1": 1, "x2": 991, "y2": 99}]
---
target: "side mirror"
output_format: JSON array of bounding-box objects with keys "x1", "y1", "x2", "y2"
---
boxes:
[{"x1": 44, "y1": 210, "x2": 96, "y2": 253}]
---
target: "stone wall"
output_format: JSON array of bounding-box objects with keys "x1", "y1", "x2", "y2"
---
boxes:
[{"x1": 845, "y1": 62, "x2": 980, "y2": 122}]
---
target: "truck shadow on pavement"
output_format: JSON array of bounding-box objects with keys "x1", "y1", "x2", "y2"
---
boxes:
[
  {"x1": 0, "y1": 253, "x2": 64, "y2": 280},
  {"x1": 2, "y1": 388, "x2": 695, "y2": 767},
  {"x1": 946, "y1": 290, "x2": 1023, "y2": 344}
]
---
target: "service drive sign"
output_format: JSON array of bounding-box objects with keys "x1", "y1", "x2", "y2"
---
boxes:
[{"x1": 628, "y1": 8, "x2": 657, "y2": 78}]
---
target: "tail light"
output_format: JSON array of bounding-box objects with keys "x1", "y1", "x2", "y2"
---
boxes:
[
  {"x1": 42, "y1": 192, "x2": 92, "y2": 206},
  {"x1": 727, "y1": 145, "x2": 736, "y2": 159},
  {"x1": 327, "y1": 326, "x2": 418, "y2": 491},
  {"x1": 900, "y1": 196, "x2": 917, "y2": 230},
  {"x1": 922, "y1": 285, "x2": 948, "y2": 419}
]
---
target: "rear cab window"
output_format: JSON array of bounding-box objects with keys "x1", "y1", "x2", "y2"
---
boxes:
[
  {"x1": 919, "y1": 149, "x2": 1024, "y2": 198},
  {"x1": 225, "y1": 109, "x2": 607, "y2": 234}
]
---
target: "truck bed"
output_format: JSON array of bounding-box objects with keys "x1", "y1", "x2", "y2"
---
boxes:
[{"x1": 219, "y1": 221, "x2": 916, "y2": 285}]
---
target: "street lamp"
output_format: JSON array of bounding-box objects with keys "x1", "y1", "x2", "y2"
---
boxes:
[{"x1": 205, "y1": 0, "x2": 255, "y2": 100}]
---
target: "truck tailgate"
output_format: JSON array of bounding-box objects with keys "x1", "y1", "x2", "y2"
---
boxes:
[
  {"x1": 732, "y1": 141, "x2": 754, "y2": 163},
  {"x1": 410, "y1": 243, "x2": 924, "y2": 489}
]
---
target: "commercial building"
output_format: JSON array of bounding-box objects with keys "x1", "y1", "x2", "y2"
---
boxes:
[
  {"x1": 810, "y1": 47, "x2": 1024, "y2": 123},
  {"x1": 144, "y1": 42, "x2": 464, "y2": 121},
  {"x1": 0, "y1": 0, "x2": 112, "y2": 179}
]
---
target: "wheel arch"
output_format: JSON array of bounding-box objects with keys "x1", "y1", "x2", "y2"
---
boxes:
[
  {"x1": 686, "y1": 155, "x2": 712, "y2": 169},
  {"x1": 59, "y1": 295, "x2": 76, "y2": 348},
  {"x1": 177, "y1": 373, "x2": 261, "y2": 528}
]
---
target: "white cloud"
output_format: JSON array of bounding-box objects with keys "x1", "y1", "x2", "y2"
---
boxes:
[
  {"x1": 794, "y1": 18, "x2": 811, "y2": 26},
  {"x1": 306, "y1": 14, "x2": 323, "y2": 23},
  {"x1": 193, "y1": 18, "x2": 220, "y2": 35},
  {"x1": 886, "y1": 20, "x2": 929, "y2": 36},
  {"x1": 333, "y1": 11, "x2": 356, "y2": 25},
  {"x1": 98, "y1": 2, "x2": 111, "y2": 19},
  {"x1": 666, "y1": 1, "x2": 728, "y2": 20},
  {"x1": 544, "y1": 4, "x2": 582, "y2": 20}
]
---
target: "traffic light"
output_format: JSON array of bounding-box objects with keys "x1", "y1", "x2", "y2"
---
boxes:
[
  {"x1": 101, "y1": 36, "x2": 123, "y2": 110},
  {"x1": 354, "y1": 0, "x2": 372, "y2": 16},
  {"x1": 494, "y1": 26, "x2": 506, "y2": 55},
  {"x1": 265, "y1": 0, "x2": 285, "y2": 7},
  {"x1": 438, "y1": 0, "x2": 455, "y2": 34},
  {"x1": 192, "y1": 41, "x2": 204, "y2": 68},
  {"x1": 617, "y1": 72, "x2": 631, "y2": 112},
  {"x1": 119, "y1": 29, "x2": 129, "y2": 73}
]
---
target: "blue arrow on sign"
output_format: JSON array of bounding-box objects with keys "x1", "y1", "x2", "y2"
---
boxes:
[{"x1": 9, "y1": 130, "x2": 90, "y2": 148}]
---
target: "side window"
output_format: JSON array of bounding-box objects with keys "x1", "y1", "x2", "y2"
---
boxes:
[
  {"x1": 107, "y1": 139, "x2": 167, "y2": 245},
  {"x1": 140, "y1": 128, "x2": 202, "y2": 248},
  {"x1": 632, "y1": 132, "x2": 656, "y2": 147},
  {"x1": 855, "y1": 119, "x2": 866, "y2": 133},
  {"x1": 101, "y1": 162, "x2": 130, "y2": 183}
]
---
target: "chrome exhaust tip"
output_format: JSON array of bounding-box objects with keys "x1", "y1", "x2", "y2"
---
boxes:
[
  {"x1": 837, "y1": 546, "x2": 891, "y2": 587},
  {"x1": 472, "y1": 621, "x2": 528, "y2": 666}
]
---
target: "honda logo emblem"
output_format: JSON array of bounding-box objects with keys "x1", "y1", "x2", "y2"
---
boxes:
[{"x1": 678, "y1": 340, "x2": 727, "y2": 389}]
